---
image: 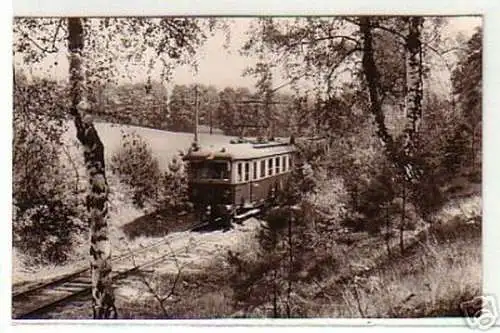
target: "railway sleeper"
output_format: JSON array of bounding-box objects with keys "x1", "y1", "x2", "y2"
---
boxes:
[
  {"x1": 53, "y1": 286, "x2": 88, "y2": 293},
  {"x1": 71, "y1": 278, "x2": 92, "y2": 284},
  {"x1": 62, "y1": 282, "x2": 90, "y2": 289}
]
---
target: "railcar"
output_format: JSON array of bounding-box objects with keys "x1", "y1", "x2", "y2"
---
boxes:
[{"x1": 182, "y1": 138, "x2": 297, "y2": 226}]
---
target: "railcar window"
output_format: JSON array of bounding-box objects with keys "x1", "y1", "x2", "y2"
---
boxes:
[
  {"x1": 260, "y1": 160, "x2": 266, "y2": 178},
  {"x1": 237, "y1": 163, "x2": 243, "y2": 182},
  {"x1": 244, "y1": 162, "x2": 250, "y2": 181},
  {"x1": 196, "y1": 162, "x2": 230, "y2": 180},
  {"x1": 288, "y1": 156, "x2": 292, "y2": 169},
  {"x1": 282, "y1": 155, "x2": 287, "y2": 172},
  {"x1": 253, "y1": 161, "x2": 258, "y2": 180},
  {"x1": 275, "y1": 157, "x2": 280, "y2": 173},
  {"x1": 268, "y1": 158, "x2": 273, "y2": 176}
]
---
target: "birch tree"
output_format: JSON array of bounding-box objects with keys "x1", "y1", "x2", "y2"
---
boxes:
[{"x1": 68, "y1": 17, "x2": 117, "y2": 319}]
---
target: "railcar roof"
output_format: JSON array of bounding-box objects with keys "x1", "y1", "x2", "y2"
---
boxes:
[{"x1": 183, "y1": 139, "x2": 296, "y2": 161}]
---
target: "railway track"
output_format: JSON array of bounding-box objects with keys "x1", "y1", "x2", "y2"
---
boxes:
[{"x1": 12, "y1": 221, "x2": 209, "y2": 319}]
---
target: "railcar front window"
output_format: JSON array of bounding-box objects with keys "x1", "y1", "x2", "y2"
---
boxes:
[
  {"x1": 268, "y1": 158, "x2": 273, "y2": 176},
  {"x1": 195, "y1": 162, "x2": 230, "y2": 180}
]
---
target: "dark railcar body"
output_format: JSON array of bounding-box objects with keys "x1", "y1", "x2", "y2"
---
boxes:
[{"x1": 183, "y1": 139, "x2": 296, "y2": 220}]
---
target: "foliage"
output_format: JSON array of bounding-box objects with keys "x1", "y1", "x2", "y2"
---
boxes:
[
  {"x1": 13, "y1": 76, "x2": 86, "y2": 264},
  {"x1": 92, "y1": 81, "x2": 170, "y2": 130},
  {"x1": 448, "y1": 27, "x2": 482, "y2": 176},
  {"x1": 228, "y1": 162, "x2": 325, "y2": 317},
  {"x1": 451, "y1": 27, "x2": 482, "y2": 131},
  {"x1": 110, "y1": 131, "x2": 191, "y2": 213},
  {"x1": 13, "y1": 191, "x2": 86, "y2": 264},
  {"x1": 157, "y1": 157, "x2": 191, "y2": 213},
  {"x1": 167, "y1": 84, "x2": 220, "y2": 133},
  {"x1": 110, "y1": 131, "x2": 162, "y2": 208},
  {"x1": 13, "y1": 17, "x2": 225, "y2": 84}
]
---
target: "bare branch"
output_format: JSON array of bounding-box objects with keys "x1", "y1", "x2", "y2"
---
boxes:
[
  {"x1": 325, "y1": 47, "x2": 362, "y2": 95},
  {"x1": 343, "y1": 17, "x2": 361, "y2": 27},
  {"x1": 126, "y1": 243, "x2": 169, "y2": 316},
  {"x1": 270, "y1": 73, "x2": 308, "y2": 93},
  {"x1": 161, "y1": 267, "x2": 183, "y2": 303},
  {"x1": 17, "y1": 19, "x2": 64, "y2": 55},
  {"x1": 61, "y1": 145, "x2": 80, "y2": 194},
  {"x1": 372, "y1": 24, "x2": 406, "y2": 41},
  {"x1": 19, "y1": 30, "x2": 59, "y2": 54},
  {"x1": 287, "y1": 35, "x2": 359, "y2": 49},
  {"x1": 51, "y1": 19, "x2": 64, "y2": 50},
  {"x1": 344, "y1": 17, "x2": 406, "y2": 42}
]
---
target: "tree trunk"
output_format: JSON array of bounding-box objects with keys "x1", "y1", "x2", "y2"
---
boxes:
[
  {"x1": 399, "y1": 180, "x2": 406, "y2": 255},
  {"x1": 67, "y1": 17, "x2": 117, "y2": 319},
  {"x1": 272, "y1": 268, "x2": 278, "y2": 318},
  {"x1": 286, "y1": 212, "x2": 293, "y2": 318},
  {"x1": 385, "y1": 203, "x2": 391, "y2": 257},
  {"x1": 402, "y1": 17, "x2": 424, "y2": 180},
  {"x1": 359, "y1": 17, "x2": 424, "y2": 182},
  {"x1": 359, "y1": 17, "x2": 395, "y2": 152}
]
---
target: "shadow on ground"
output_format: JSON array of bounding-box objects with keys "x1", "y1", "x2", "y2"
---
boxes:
[
  {"x1": 121, "y1": 210, "x2": 234, "y2": 239},
  {"x1": 121, "y1": 210, "x2": 199, "y2": 240}
]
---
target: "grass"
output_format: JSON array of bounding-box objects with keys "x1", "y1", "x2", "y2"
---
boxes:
[
  {"x1": 24, "y1": 193, "x2": 481, "y2": 319},
  {"x1": 324, "y1": 222, "x2": 481, "y2": 318}
]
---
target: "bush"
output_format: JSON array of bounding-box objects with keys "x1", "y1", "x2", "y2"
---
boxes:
[
  {"x1": 341, "y1": 158, "x2": 397, "y2": 234},
  {"x1": 157, "y1": 157, "x2": 190, "y2": 213},
  {"x1": 13, "y1": 195, "x2": 85, "y2": 263},
  {"x1": 110, "y1": 131, "x2": 162, "y2": 208},
  {"x1": 13, "y1": 116, "x2": 86, "y2": 264}
]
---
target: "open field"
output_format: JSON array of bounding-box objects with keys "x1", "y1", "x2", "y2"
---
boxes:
[{"x1": 64, "y1": 121, "x2": 236, "y2": 170}]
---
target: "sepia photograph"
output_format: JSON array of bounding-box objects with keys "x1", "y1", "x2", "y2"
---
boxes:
[{"x1": 11, "y1": 14, "x2": 486, "y2": 323}]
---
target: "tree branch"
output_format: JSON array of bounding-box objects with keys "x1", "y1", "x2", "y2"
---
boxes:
[
  {"x1": 61, "y1": 145, "x2": 80, "y2": 194},
  {"x1": 372, "y1": 23, "x2": 407, "y2": 41},
  {"x1": 19, "y1": 29, "x2": 59, "y2": 54},
  {"x1": 325, "y1": 47, "x2": 362, "y2": 95},
  {"x1": 125, "y1": 241, "x2": 184, "y2": 317},
  {"x1": 344, "y1": 17, "x2": 406, "y2": 42},
  {"x1": 17, "y1": 19, "x2": 64, "y2": 55},
  {"x1": 287, "y1": 35, "x2": 359, "y2": 49}
]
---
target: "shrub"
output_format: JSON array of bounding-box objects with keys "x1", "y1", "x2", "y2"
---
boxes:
[
  {"x1": 341, "y1": 159, "x2": 397, "y2": 234},
  {"x1": 13, "y1": 194, "x2": 85, "y2": 263},
  {"x1": 13, "y1": 116, "x2": 86, "y2": 264},
  {"x1": 157, "y1": 157, "x2": 190, "y2": 213},
  {"x1": 110, "y1": 131, "x2": 162, "y2": 208}
]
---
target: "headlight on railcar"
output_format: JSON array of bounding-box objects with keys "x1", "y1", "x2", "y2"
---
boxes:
[{"x1": 223, "y1": 188, "x2": 231, "y2": 200}]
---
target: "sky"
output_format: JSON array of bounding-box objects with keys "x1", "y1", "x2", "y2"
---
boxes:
[
  {"x1": 172, "y1": 16, "x2": 481, "y2": 91},
  {"x1": 14, "y1": 16, "x2": 482, "y2": 93}
]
